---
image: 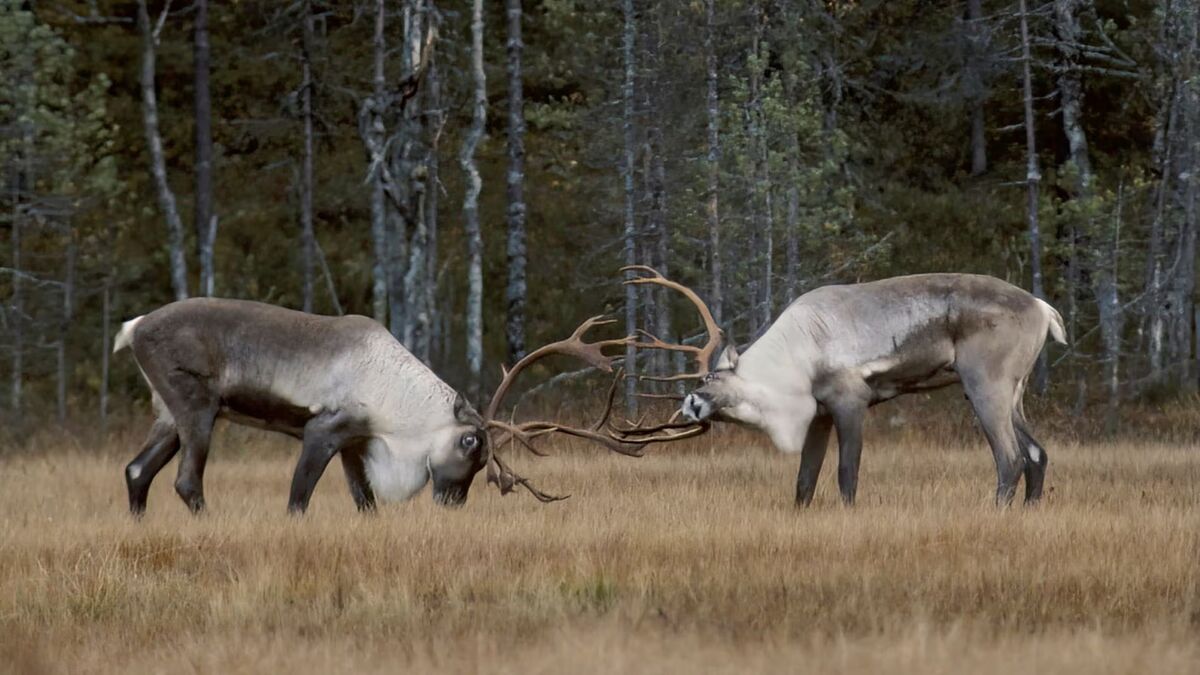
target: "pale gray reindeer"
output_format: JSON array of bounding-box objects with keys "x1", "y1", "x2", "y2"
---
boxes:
[
  {"x1": 625, "y1": 267, "x2": 1066, "y2": 506},
  {"x1": 114, "y1": 298, "x2": 694, "y2": 516}
]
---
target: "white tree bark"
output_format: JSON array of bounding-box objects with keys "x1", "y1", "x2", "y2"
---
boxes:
[
  {"x1": 643, "y1": 5, "x2": 671, "y2": 379},
  {"x1": 621, "y1": 0, "x2": 639, "y2": 415},
  {"x1": 194, "y1": 0, "x2": 216, "y2": 296},
  {"x1": 461, "y1": 0, "x2": 486, "y2": 400},
  {"x1": 424, "y1": 57, "x2": 442, "y2": 365},
  {"x1": 705, "y1": 0, "x2": 722, "y2": 326},
  {"x1": 1018, "y1": 0, "x2": 1048, "y2": 392},
  {"x1": 505, "y1": 0, "x2": 528, "y2": 365},
  {"x1": 368, "y1": 0, "x2": 389, "y2": 324},
  {"x1": 138, "y1": 0, "x2": 188, "y2": 302}
]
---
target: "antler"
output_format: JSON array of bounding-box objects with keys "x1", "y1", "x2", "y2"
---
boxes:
[
  {"x1": 481, "y1": 268, "x2": 721, "y2": 501},
  {"x1": 481, "y1": 319, "x2": 642, "y2": 500},
  {"x1": 621, "y1": 265, "x2": 723, "y2": 381}
]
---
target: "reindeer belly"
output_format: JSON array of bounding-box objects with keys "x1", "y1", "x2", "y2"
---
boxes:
[
  {"x1": 860, "y1": 350, "x2": 958, "y2": 405},
  {"x1": 219, "y1": 387, "x2": 314, "y2": 438}
]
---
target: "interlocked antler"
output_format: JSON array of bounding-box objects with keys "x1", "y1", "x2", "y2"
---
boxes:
[
  {"x1": 482, "y1": 317, "x2": 638, "y2": 500},
  {"x1": 482, "y1": 304, "x2": 714, "y2": 501},
  {"x1": 621, "y1": 265, "x2": 724, "y2": 382}
]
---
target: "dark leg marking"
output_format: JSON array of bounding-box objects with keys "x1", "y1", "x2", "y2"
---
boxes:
[
  {"x1": 832, "y1": 403, "x2": 867, "y2": 506},
  {"x1": 1015, "y1": 424, "x2": 1048, "y2": 503},
  {"x1": 125, "y1": 419, "x2": 181, "y2": 517},
  {"x1": 340, "y1": 441, "x2": 377, "y2": 513},
  {"x1": 795, "y1": 415, "x2": 833, "y2": 507}
]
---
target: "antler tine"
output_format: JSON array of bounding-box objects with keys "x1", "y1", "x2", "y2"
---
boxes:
[
  {"x1": 487, "y1": 419, "x2": 557, "y2": 457},
  {"x1": 484, "y1": 314, "x2": 632, "y2": 422},
  {"x1": 620, "y1": 265, "x2": 722, "y2": 377},
  {"x1": 591, "y1": 370, "x2": 623, "y2": 431},
  {"x1": 609, "y1": 415, "x2": 708, "y2": 437},
  {"x1": 634, "y1": 329, "x2": 702, "y2": 356},
  {"x1": 486, "y1": 452, "x2": 568, "y2": 503},
  {"x1": 636, "y1": 392, "x2": 686, "y2": 401},
  {"x1": 607, "y1": 421, "x2": 711, "y2": 445}
]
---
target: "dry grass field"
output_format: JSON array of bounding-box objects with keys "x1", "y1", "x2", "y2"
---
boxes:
[{"x1": 2, "y1": 409, "x2": 1199, "y2": 674}]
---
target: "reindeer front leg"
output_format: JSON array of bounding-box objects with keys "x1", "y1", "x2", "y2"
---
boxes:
[
  {"x1": 795, "y1": 415, "x2": 832, "y2": 507},
  {"x1": 288, "y1": 410, "x2": 362, "y2": 515},
  {"x1": 822, "y1": 379, "x2": 871, "y2": 506}
]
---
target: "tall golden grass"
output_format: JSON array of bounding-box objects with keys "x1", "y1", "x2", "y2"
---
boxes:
[{"x1": 1, "y1": 410, "x2": 1198, "y2": 674}]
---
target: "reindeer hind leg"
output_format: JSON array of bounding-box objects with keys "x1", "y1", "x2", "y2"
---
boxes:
[
  {"x1": 149, "y1": 370, "x2": 220, "y2": 515},
  {"x1": 125, "y1": 418, "x2": 180, "y2": 517},
  {"x1": 960, "y1": 369, "x2": 1024, "y2": 506}
]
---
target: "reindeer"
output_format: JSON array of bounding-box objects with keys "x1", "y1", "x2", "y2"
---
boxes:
[
  {"x1": 114, "y1": 298, "x2": 697, "y2": 516},
  {"x1": 624, "y1": 267, "x2": 1066, "y2": 506}
]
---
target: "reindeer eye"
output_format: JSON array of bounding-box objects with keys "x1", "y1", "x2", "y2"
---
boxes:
[{"x1": 459, "y1": 433, "x2": 480, "y2": 452}]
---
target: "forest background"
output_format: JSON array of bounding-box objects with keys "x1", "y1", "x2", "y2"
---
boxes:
[{"x1": 2, "y1": 0, "x2": 1198, "y2": 437}]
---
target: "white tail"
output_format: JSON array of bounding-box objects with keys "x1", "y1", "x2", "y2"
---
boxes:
[
  {"x1": 112, "y1": 316, "x2": 144, "y2": 354},
  {"x1": 1037, "y1": 299, "x2": 1067, "y2": 345}
]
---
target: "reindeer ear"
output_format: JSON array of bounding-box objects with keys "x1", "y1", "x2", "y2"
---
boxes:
[
  {"x1": 453, "y1": 393, "x2": 483, "y2": 426},
  {"x1": 714, "y1": 343, "x2": 739, "y2": 371}
]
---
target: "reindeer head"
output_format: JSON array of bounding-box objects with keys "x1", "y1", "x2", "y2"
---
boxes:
[
  {"x1": 681, "y1": 343, "x2": 750, "y2": 423},
  {"x1": 616, "y1": 266, "x2": 751, "y2": 425},
  {"x1": 426, "y1": 394, "x2": 489, "y2": 507}
]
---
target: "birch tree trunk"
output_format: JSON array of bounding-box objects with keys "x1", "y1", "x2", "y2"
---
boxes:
[
  {"x1": 300, "y1": 0, "x2": 316, "y2": 313},
  {"x1": 1018, "y1": 0, "x2": 1048, "y2": 393},
  {"x1": 194, "y1": 0, "x2": 216, "y2": 296},
  {"x1": 643, "y1": 5, "x2": 671, "y2": 378},
  {"x1": 705, "y1": 0, "x2": 723, "y2": 326},
  {"x1": 138, "y1": 0, "x2": 189, "y2": 301},
  {"x1": 424, "y1": 58, "x2": 442, "y2": 365},
  {"x1": 622, "y1": 0, "x2": 639, "y2": 416},
  {"x1": 1144, "y1": 87, "x2": 1178, "y2": 383},
  {"x1": 403, "y1": 167, "x2": 428, "y2": 355},
  {"x1": 400, "y1": 0, "x2": 429, "y2": 345},
  {"x1": 461, "y1": 0, "x2": 486, "y2": 401},
  {"x1": 505, "y1": 0, "x2": 528, "y2": 365},
  {"x1": 363, "y1": 0, "x2": 389, "y2": 324},
  {"x1": 386, "y1": 202, "x2": 408, "y2": 337},
  {"x1": 1055, "y1": 0, "x2": 1087, "y2": 411}
]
